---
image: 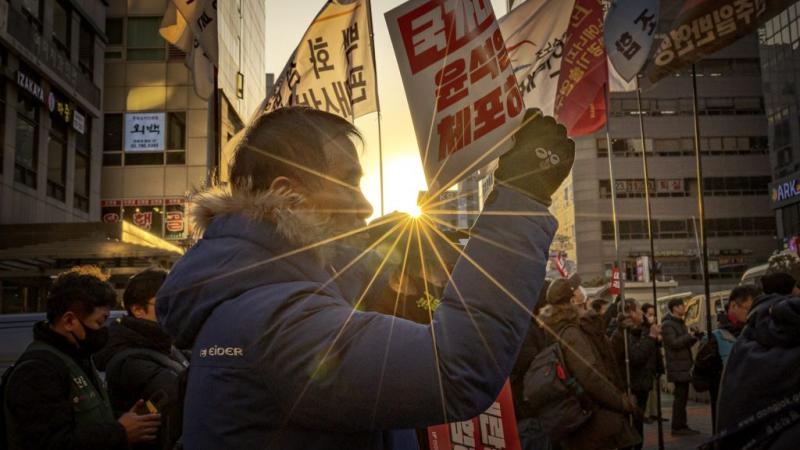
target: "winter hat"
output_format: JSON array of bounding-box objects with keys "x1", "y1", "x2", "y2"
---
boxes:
[{"x1": 547, "y1": 278, "x2": 577, "y2": 305}]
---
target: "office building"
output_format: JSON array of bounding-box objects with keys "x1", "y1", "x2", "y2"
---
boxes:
[
  {"x1": 100, "y1": 0, "x2": 266, "y2": 244},
  {"x1": 551, "y1": 34, "x2": 776, "y2": 293}
]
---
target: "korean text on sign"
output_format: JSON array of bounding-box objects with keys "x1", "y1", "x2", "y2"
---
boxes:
[{"x1": 387, "y1": 0, "x2": 524, "y2": 190}]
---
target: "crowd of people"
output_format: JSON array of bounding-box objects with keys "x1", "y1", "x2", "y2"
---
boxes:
[{"x1": 2, "y1": 107, "x2": 799, "y2": 450}]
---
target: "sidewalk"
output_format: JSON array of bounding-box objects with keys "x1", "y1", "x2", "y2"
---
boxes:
[{"x1": 643, "y1": 393, "x2": 712, "y2": 450}]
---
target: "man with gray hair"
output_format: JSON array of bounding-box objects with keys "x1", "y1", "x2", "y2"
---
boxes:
[{"x1": 157, "y1": 107, "x2": 574, "y2": 449}]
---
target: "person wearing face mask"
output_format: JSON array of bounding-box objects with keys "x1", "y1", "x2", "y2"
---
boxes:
[{"x1": 3, "y1": 266, "x2": 161, "y2": 450}]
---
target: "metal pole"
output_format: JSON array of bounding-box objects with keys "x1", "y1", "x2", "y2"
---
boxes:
[
  {"x1": 605, "y1": 82, "x2": 626, "y2": 298},
  {"x1": 365, "y1": 0, "x2": 385, "y2": 216},
  {"x1": 623, "y1": 327, "x2": 634, "y2": 426},
  {"x1": 636, "y1": 78, "x2": 665, "y2": 449},
  {"x1": 691, "y1": 63, "x2": 715, "y2": 428}
]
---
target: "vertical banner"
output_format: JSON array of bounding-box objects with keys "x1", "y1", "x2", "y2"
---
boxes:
[
  {"x1": 427, "y1": 380, "x2": 521, "y2": 450},
  {"x1": 160, "y1": 0, "x2": 218, "y2": 99},
  {"x1": 610, "y1": 266, "x2": 621, "y2": 296},
  {"x1": 554, "y1": 0, "x2": 607, "y2": 137},
  {"x1": 386, "y1": 0, "x2": 524, "y2": 191},
  {"x1": 265, "y1": 0, "x2": 377, "y2": 120}
]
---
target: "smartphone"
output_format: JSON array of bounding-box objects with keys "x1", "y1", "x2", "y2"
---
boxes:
[{"x1": 135, "y1": 389, "x2": 168, "y2": 415}]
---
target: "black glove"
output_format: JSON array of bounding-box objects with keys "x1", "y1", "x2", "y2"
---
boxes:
[{"x1": 494, "y1": 110, "x2": 575, "y2": 206}]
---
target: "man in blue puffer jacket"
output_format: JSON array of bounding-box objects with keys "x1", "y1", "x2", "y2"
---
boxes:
[{"x1": 156, "y1": 107, "x2": 574, "y2": 449}]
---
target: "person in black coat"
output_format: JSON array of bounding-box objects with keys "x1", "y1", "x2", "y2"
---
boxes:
[
  {"x1": 611, "y1": 300, "x2": 661, "y2": 450},
  {"x1": 711, "y1": 293, "x2": 800, "y2": 449},
  {"x1": 95, "y1": 268, "x2": 188, "y2": 450},
  {"x1": 4, "y1": 266, "x2": 160, "y2": 450},
  {"x1": 510, "y1": 279, "x2": 552, "y2": 450},
  {"x1": 661, "y1": 298, "x2": 701, "y2": 436}
]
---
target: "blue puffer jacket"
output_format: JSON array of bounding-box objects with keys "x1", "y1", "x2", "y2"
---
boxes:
[{"x1": 156, "y1": 186, "x2": 556, "y2": 450}]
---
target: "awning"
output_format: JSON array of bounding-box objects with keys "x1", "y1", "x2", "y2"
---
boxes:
[{"x1": 0, "y1": 222, "x2": 184, "y2": 277}]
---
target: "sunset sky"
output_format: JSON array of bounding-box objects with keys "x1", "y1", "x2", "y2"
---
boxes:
[{"x1": 265, "y1": 0, "x2": 511, "y2": 218}]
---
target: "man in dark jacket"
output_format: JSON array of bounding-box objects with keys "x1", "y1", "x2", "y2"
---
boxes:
[
  {"x1": 536, "y1": 279, "x2": 640, "y2": 450},
  {"x1": 661, "y1": 298, "x2": 701, "y2": 436},
  {"x1": 95, "y1": 267, "x2": 189, "y2": 450},
  {"x1": 711, "y1": 293, "x2": 800, "y2": 449},
  {"x1": 4, "y1": 266, "x2": 161, "y2": 450},
  {"x1": 611, "y1": 300, "x2": 661, "y2": 450},
  {"x1": 156, "y1": 107, "x2": 574, "y2": 449},
  {"x1": 693, "y1": 285, "x2": 756, "y2": 419}
]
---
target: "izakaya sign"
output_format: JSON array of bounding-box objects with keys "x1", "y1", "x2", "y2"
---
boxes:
[
  {"x1": 265, "y1": 0, "x2": 377, "y2": 120},
  {"x1": 16, "y1": 70, "x2": 44, "y2": 102},
  {"x1": 386, "y1": 0, "x2": 524, "y2": 191},
  {"x1": 125, "y1": 113, "x2": 165, "y2": 152}
]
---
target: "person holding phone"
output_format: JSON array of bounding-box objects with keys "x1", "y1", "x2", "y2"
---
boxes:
[
  {"x1": 4, "y1": 266, "x2": 161, "y2": 450},
  {"x1": 95, "y1": 267, "x2": 188, "y2": 450}
]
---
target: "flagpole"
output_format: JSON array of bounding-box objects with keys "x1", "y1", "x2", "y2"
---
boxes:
[
  {"x1": 690, "y1": 63, "x2": 715, "y2": 428},
  {"x1": 636, "y1": 77, "x2": 665, "y2": 450},
  {"x1": 365, "y1": 0, "x2": 385, "y2": 216},
  {"x1": 604, "y1": 81, "x2": 625, "y2": 299}
]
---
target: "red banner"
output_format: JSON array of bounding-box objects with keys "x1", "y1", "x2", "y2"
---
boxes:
[
  {"x1": 554, "y1": 0, "x2": 607, "y2": 137},
  {"x1": 610, "y1": 266, "x2": 621, "y2": 297},
  {"x1": 427, "y1": 380, "x2": 520, "y2": 450}
]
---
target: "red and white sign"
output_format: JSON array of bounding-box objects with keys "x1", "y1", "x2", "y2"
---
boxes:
[
  {"x1": 165, "y1": 211, "x2": 184, "y2": 233},
  {"x1": 133, "y1": 211, "x2": 154, "y2": 230},
  {"x1": 610, "y1": 266, "x2": 621, "y2": 296},
  {"x1": 427, "y1": 380, "x2": 520, "y2": 450},
  {"x1": 386, "y1": 0, "x2": 524, "y2": 191},
  {"x1": 103, "y1": 212, "x2": 121, "y2": 223}
]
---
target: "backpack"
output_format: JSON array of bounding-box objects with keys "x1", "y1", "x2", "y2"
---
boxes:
[
  {"x1": 522, "y1": 327, "x2": 592, "y2": 440},
  {"x1": 691, "y1": 334, "x2": 723, "y2": 393},
  {"x1": 105, "y1": 348, "x2": 189, "y2": 450}
]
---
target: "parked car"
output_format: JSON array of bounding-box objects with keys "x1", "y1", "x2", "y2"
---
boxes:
[{"x1": 0, "y1": 311, "x2": 125, "y2": 372}]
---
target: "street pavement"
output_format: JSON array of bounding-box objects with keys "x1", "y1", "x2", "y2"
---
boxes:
[{"x1": 643, "y1": 393, "x2": 713, "y2": 450}]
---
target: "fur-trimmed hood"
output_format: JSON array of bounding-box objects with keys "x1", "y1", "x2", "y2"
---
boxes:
[{"x1": 190, "y1": 184, "x2": 332, "y2": 250}]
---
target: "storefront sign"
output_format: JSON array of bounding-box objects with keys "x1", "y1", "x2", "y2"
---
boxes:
[
  {"x1": 73, "y1": 110, "x2": 86, "y2": 134},
  {"x1": 125, "y1": 113, "x2": 165, "y2": 152},
  {"x1": 48, "y1": 91, "x2": 73, "y2": 125},
  {"x1": 16, "y1": 70, "x2": 44, "y2": 102},
  {"x1": 770, "y1": 173, "x2": 800, "y2": 210}
]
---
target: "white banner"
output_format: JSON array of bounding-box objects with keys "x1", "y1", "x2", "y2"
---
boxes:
[
  {"x1": 160, "y1": 0, "x2": 218, "y2": 100},
  {"x1": 386, "y1": 0, "x2": 524, "y2": 191},
  {"x1": 604, "y1": 0, "x2": 659, "y2": 82},
  {"x1": 264, "y1": 0, "x2": 377, "y2": 120},
  {"x1": 73, "y1": 110, "x2": 86, "y2": 134},
  {"x1": 125, "y1": 113, "x2": 165, "y2": 152}
]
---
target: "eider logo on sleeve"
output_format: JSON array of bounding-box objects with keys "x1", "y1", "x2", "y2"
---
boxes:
[{"x1": 198, "y1": 346, "x2": 244, "y2": 358}]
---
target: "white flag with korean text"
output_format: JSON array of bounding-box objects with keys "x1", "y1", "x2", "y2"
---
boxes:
[
  {"x1": 264, "y1": 0, "x2": 377, "y2": 120},
  {"x1": 159, "y1": 0, "x2": 218, "y2": 100},
  {"x1": 605, "y1": 0, "x2": 659, "y2": 83}
]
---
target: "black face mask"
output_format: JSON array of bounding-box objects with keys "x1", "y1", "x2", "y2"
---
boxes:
[{"x1": 72, "y1": 321, "x2": 110, "y2": 354}]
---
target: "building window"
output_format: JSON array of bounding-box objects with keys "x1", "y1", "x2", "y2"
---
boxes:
[
  {"x1": 0, "y1": 78, "x2": 5, "y2": 175},
  {"x1": 103, "y1": 113, "x2": 123, "y2": 166},
  {"x1": 52, "y1": 0, "x2": 71, "y2": 57},
  {"x1": 14, "y1": 91, "x2": 39, "y2": 189},
  {"x1": 47, "y1": 120, "x2": 68, "y2": 202},
  {"x1": 127, "y1": 17, "x2": 165, "y2": 61},
  {"x1": 602, "y1": 217, "x2": 776, "y2": 240},
  {"x1": 597, "y1": 135, "x2": 769, "y2": 158},
  {"x1": 166, "y1": 111, "x2": 186, "y2": 164},
  {"x1": 106, "y1": 17, "x2": 123, "y2": 59},
  {"x1": 21, "y1": 0, "x2": 43, "y2": 31},
  {"x1": 74, "y1": 116, "x2": 91, "y2": 212},
  {"x1": 79, "y1": 21, "x2": 95, "y2": 78}
]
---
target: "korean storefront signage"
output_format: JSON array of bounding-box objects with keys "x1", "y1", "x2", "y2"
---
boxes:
[
  {"x1": 125, "y1": 113, "x2": 165, "y2": 152},
  {"x1": 101, "y1": 198, "x2": 187, "y2": 240},
  {"x1": 48, "y1": 91, "x2": 73, "y2": 125},
  {"x1": 72, "y1": 110, "x2": 86, "y2": 134},
  {"x1": 16, "y1": 70, "x2": 44, "y2": 102}
]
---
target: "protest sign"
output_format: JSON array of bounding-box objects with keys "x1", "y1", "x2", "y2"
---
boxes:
[
  {"x1": 265, "y1": 0, "x2": 377, "y2": 120},
  {"x1": 427, "y1": 380, "x2": 520, "y2": 450},
  {"x1": 386, "y1": 0, "x2": 524, "y2": 191}
]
